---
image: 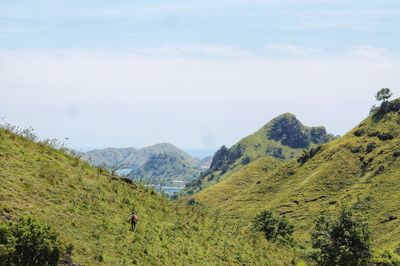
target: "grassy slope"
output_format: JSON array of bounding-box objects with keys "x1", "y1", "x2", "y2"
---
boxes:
[
  {"x1": 195, "y1": 157, "x2": 283, "y2": 204},
  {"x1": 195, "y1": 107, "x2": 400, "y2": 250},
  {"x1": 0, "y1": 128, "x2": 295, "y2": 265}
]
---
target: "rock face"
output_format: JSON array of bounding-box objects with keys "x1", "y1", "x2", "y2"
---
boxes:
[
  {"x1": 268, "y1": 114, "x2": 310, "y2": 148},
  {"x1": 267, "y1": 113, "x2": 332, "y2": 149},
  {"x1": 208, "y1": 144, "x2": 243, "y2": 174}
]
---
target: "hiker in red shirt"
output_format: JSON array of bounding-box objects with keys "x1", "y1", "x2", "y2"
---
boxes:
[{"x1": 129, "y1": 211, "x2": 139, "y2": 232}]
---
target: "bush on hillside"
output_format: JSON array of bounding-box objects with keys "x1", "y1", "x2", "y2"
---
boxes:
[
  {"x1": 311, "y1": 207, "x2": 372, "y2": 266},
  {"x1": 297, "y1": 146, "x2": 322, "y2": 165},
  {"x1": 371, "y1": 89, "x2": 400, "y2": 117},
  {"x1": 266, "y1": 147, "x2": 285, "y2": 159},
  {"x1": 241, "y1": 156, "x2": 251, "y2": 165},
  {"x1": 0, "y1": 223, "x2": 15, "y2": 265},
  {"x1": 253, "y1": 210, "x2": 294, "y2": 244},
  {"x1": 0, "y1": 217, "x2": 63, "y2": 266},
  {"x1": 376, "y1": 88, "x2": 393, "y2": 103}
]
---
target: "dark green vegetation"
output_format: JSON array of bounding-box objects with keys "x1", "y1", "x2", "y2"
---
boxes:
[
  {"x1": 0, "y1": 217, "x2": 63, "y2": 266},
  {"x1": 83, "y1": 143, "x2": 209, "y2": 186},
  {"x1": 376, "y1": 88, "x2": 393, "y2": 103},
  {"x1": 311, "y1": 207, "x2": 372, "y2": 266},
  {"x1": 253, "y1": 209, "x2": 294, "y2": 244},
  {"x1": 186, "y1": 113, "x2": 334, "y2": 193},
  {"x1": 0, "y1": 126, "x2": 295, "y2": 265},
  {"x1": 194, "y1": 97, "x2": 400, "y2": 263}
]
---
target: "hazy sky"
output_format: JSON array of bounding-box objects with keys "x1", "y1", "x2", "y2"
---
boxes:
[{"x1": 1, "y1": 1, "x2": 400, "y2": 157}]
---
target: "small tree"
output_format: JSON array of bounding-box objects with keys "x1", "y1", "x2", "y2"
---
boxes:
[
  {"x1": 311, "y1": 207, "x2": 372, "y2": 266},
  {"x1": 0, "y1": 223, "x2": 15, "y2": 265},
  {"x1": 0, "y1": 217, "x2": 63, "y2": 266},
  {"x1": 376, "y1": 88, "x2": 393, "y2": 103},
  {"x1": 253, "y1": 209, "x2": 294, "y2": 242}
]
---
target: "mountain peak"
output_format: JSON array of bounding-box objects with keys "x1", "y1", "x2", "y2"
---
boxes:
[
  {"x1": 186, "y1": 113, "x2": 334, "y2": 193},
  {"x1": 273, "y1": 112, "x2": 297, "y2": 120},
  {"x1": 266, "y1": 113, "x2": 332, "y2": 149}
]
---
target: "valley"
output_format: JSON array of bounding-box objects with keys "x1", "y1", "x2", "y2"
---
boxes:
[
  {"x1": 2, "y1": 1, "x2": 399, "y2": 265},
  {"x1": 1, "y1": 94, "x2": 399, "y2": 265}
]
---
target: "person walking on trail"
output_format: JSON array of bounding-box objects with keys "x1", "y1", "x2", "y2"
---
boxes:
[{"x1": 129, "y1": 211, "x2": 139, "y2": 232}]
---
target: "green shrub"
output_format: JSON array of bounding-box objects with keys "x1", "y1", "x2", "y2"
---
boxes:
[
  {"x1": 0, "y1": 217, "x2": 64, "y2": 266},
  {"x1": 376, "y1": 88, "x2": 393, "y2": 103},
  {"x1": 253, "y1": 209, "x2": 294, "y2": 243},
  {"x1": 311, "y1": 207, "x2": 372, "y2": 266},
  {"x1": 241, "y1": 156, "x2": 251, "y2": 165},
  {"x1": 0, "y1": 223, "x2": 15, "y2": 265}
]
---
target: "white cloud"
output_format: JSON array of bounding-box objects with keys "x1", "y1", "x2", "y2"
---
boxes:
[
  {"x1": 76, "y1": 0, "x2": 349, "y2": 19},
  {"x1": 287, "y1": 20, "x2": 371, "y2": 31},
  {"x1": 0, "y1": 45, "x2": 398, "y2": 107},
  {"x1": 0, "y1": 25, "x2": 49, "y2": 33},
  {"x1": 263, "y1": 44, "x2": 322, "y2": 57},
  {"x1": 128, "y1": 45, "x2": 253, "y2": 58},
  {"x1": 1, "y1": 45, "x2": 399, "y2": 149},
  {"x1": 345, "y1": 46, "x2": 392, "y2": 60}
]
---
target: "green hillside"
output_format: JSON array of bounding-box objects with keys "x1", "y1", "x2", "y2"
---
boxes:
[
  {"x1": 187, "y1": 113, "x2": 334, "y2": 194},
  {"x1": 0, "y1": 126, "x2": 295, "y2": 265},
  {"x1": 195, "y1": 98, "x2": 400, "y2": 251}
]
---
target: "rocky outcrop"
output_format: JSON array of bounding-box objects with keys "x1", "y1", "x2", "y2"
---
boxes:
[
  {"x1": 209, "y1": 144, "x2": 244, "y2": 174},
  {"x1": 267, "y1": 113, "x2": 334, "y2": 149}
]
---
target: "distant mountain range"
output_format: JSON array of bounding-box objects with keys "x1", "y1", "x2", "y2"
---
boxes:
[
  {"x1": 82, "y1": 143, "x2": 212, "y2": 186},
  {"x1": 186, "y1": 113, "x2": 336, "y2": 193}
]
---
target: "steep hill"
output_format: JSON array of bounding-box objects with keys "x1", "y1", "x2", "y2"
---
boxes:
[
  {"x1": 187, "y1": 113, "x2": 334, "y2": 193},
  {"x1": 194, "y1": 99, "x2": 400, "y2": 250},
  {"x1": 0, "y1": 126, "x2": 295, "y2": 265}
]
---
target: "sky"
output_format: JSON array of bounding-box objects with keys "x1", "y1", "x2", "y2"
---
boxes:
[{"x1": 1, "y1": 0, "x2": 400, "y2": 158}]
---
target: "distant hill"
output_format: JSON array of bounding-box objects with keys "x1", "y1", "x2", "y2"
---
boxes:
[
  {"x1": 0, "y1": 124, "x2": 294, "y2": 265},
  {"x1": 198, "y1": 155, "x2": 213, "y2": 170},
  {"x1": 82, "y1": 143, "x2": 210, "y2": 186},
  {"x1": 82, "y1": 147, "x2": 138, "y2": 168},
  {"x1": 186, "y1": 113, "x2": 335, "y2": 193},
  {"x1": 128, "y1": 153, "x2": 201, "y2": 185},
  {"x1": 194, "y1": 98, "x2": 400, "y2": 249},
  {"x1": 82, "y1": 143, "x2": 198, "y2": 169}
]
